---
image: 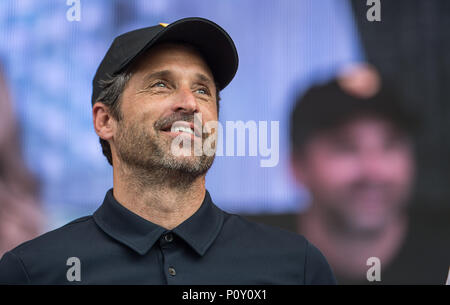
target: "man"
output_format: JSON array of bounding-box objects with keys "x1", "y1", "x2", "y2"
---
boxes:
[
  {"x1": 248, "y1": 64, "x2": 450, "y2": 284},
  {"x1": 291, "y1": 65, "x2": 417, "y2": 284},
  {"x1": 0, "y1": 17, "x2": 335, "y2": 284}
]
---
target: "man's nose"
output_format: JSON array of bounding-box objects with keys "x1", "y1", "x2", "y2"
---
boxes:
[
  {"x1": 171, "y1": 87, "x2": 198, "y2": 113},
  {"x1": 360, "y1": 150, "x2": 389, "y2": 181}
]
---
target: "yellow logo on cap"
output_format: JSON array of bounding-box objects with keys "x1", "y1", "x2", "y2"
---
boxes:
[{"x1": 159, "y1": 23, "x2": 169, "y2": 27}]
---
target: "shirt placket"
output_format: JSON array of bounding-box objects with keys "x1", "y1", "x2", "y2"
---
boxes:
[{"x1": 159, "y1": 231, "x2": 179, "y2": 284}]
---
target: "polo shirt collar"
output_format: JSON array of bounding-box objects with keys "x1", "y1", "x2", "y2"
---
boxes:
[{"x1": 93, "y1": 189, "x2": 224, "y2": 256}]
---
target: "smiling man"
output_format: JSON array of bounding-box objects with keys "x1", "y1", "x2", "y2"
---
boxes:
[{"x1": 0, "y1": 17, "x2": 335, "y2": 284}]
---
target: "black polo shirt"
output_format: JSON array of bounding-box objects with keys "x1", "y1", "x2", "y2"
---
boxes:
[{"x1": 0, "y1": 189, "x2": 336, "y2": 284}]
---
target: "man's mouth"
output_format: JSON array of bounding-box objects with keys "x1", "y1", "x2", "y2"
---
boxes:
[
  {"x1": 172, "y1": 125, "x2": 195, "y2": 136},
  {"x1": 160, "y1": 121, "x2": 201, "y2": 138}
]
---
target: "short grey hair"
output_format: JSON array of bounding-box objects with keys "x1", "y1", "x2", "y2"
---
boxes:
[
  {"x1": 95, "y1": 70, "x2": 221, "y2": 166},
  {"x1": 95, "y1": 71, "x2": 132, "y2": 166}
]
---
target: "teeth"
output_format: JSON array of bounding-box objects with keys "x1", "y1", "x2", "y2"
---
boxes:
[{"x1": 172, "y1": 126, "x2": 195, "y2": 135}]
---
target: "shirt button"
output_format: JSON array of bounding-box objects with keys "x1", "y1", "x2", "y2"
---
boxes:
[
  {"x1": 164, "y1": 233, "x2": 173, "y2": 242},
  {"x1": 168, "y1": 267, "x2": 176, "y2": 276}
]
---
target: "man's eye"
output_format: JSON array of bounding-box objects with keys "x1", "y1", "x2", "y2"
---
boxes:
[
  {"x1": 196, "y1": 88, "x2": 208, "y2": 95},
  {"x1": 332, "y1": 142, "x2": 356, "y2": 154},
  {"x1": 152, "y1": 81, "x2": 167, "y2": 88}
]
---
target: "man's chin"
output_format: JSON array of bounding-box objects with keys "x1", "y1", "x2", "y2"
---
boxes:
[{"x1": 158, "y1": 154, "x2": 215, "y2": 175}]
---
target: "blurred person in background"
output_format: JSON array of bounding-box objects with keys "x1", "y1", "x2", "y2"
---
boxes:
[
  {"x1": 0, "y1": 63, "x2": 44, "y2": 257},
  {"x1": 289, "y1": 64, "x2": 449, "y2": 284}
]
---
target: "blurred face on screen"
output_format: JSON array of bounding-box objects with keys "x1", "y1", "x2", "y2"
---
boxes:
[
  {"x1": 294, "y1": 115, "x2": 415, "y2": 236},
  {"x1": 110, "y1": 43, "x2": 218, "y2": 176}
]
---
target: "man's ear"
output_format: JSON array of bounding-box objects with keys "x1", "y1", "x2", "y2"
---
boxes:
[{"x1": 92, "y1": 102, "x2": 115, "y2": 141}]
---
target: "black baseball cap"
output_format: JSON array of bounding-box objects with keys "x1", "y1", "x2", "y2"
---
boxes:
[
  {"x1": 290, "y1": 79, "x2": 420, "y2": 152},
  {"x1": 92, "y1": 17, "x2": 239, "y2": 105}
]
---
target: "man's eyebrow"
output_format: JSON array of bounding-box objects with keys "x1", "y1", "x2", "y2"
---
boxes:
[
  {"x1": 142, "y1": 70, "x2": 173, "y2": 83},
  {"x1": 195, "y1": 73, "x2": 214, "y2": 86},
  {"x1": 141, "y1": 70, "x2": 214, "y2": 88}
]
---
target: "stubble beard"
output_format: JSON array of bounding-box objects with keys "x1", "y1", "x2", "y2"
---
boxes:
[
  {"x1": 319, "y1": 186, "x2": 408, "y2": 240},
  {"x1": 114, "y1": 116, "x2": 216, "y2": 188}
]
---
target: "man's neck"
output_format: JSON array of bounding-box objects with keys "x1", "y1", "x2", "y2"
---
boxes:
[
  {"x1": 112, "y1": 162, "x2": 206, "y2": 230},
  {"x1": 298, "y1": 204, "x2": 407, "y2": 279}
]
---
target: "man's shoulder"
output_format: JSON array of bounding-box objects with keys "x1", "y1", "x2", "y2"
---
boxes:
[
  {"x1": 242, "y1": 212, "x2": 298, "y2": 232},
  {"x1": 221, "y1": 212, "x2": 336, "y2": 284},
  {"x1": 0, "y1": 215, "x2": 98, "y2": 284},
  {"x1": 223, "y1": 212, "x2": 308, "y2": 250},
  {"x1": 9, "y1": 215, "x2": 95, "y2": 258}
]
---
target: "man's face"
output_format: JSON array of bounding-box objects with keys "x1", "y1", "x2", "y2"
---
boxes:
[
  {"x1": 294, "y1": 115, "x2": 415, "y2": 235},
  {"x1": 111, "y1": 43, "x2": 218, "y2": 176}
]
